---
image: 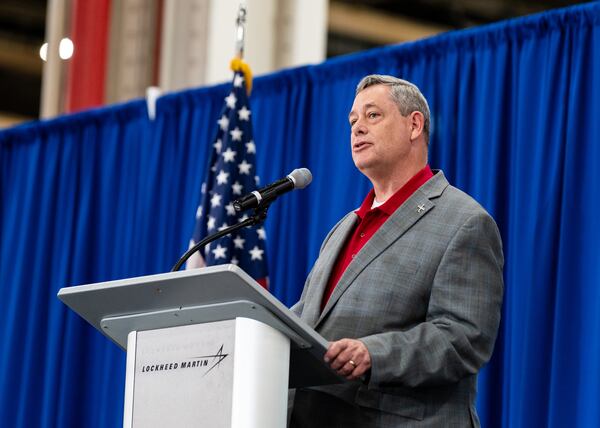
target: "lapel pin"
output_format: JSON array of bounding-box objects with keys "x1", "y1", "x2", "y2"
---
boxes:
[{"x1": 417, "y1": 204, "x2": 426, "y2": 213}]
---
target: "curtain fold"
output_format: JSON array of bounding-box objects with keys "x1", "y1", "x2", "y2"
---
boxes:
[{"x1": 1, "y1": 3, "x2": 599, "y2": 427}]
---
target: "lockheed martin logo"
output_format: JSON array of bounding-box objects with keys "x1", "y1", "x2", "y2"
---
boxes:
[
  {"x1": 195, "y1": 344, "x2": 229, "y2": 376},
  {"x1": 140, "y1": 344, "x2": 229, "y2": 377}
]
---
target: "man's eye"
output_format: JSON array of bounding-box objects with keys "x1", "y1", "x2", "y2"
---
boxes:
[{"x1": 368, "y1": 112, "x2": 379, "y2": 119}]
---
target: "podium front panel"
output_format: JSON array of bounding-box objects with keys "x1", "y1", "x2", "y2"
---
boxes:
[
  {"x1": 131, "y1": 320, "x2": 235, "y2": 427},
  {"x1": 123, "y1": 317, "x2": 290, "y2": 428}
]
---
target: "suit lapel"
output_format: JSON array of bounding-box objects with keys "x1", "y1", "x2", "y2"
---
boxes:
[
  {"x1": 301, "y1": 213, "x2": 358, "y2": 327},
  {"x1": 316, "y1": 171, "x2": 449, "y2": 327}
]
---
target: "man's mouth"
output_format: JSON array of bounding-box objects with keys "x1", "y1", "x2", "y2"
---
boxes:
[{"x1": 353, "y1": 141, "x2": 372, "y2": 151}]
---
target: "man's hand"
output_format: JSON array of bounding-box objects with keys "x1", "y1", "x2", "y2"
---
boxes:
[{"x1": 324, "y1": 338, "x2": 371, "y2": 381}]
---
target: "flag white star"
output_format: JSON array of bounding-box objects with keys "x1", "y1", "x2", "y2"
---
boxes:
[
  {"x1": 249, "y1": 246, "x2": 264, "y2": 261},
  {"x1": 230, "y1": 256, "x2": 239, "y2": 265},
  {"x1": 212, "y1": 244, "x2": 227, "y2": 259},
  {"x1": 238, "y1": 160, "x2": 252, "y2": 174},
  {"x1": 233, "y1": 74, "x2": 244, "y2": 87},
  {"x1": 238, "y1": 106, "x2": 251, "y2": 121},
  {"x1": 222, "y1": 147, "x2": 237, "y2": 162},
  {"x1": 232, "y1": 181, "x2": 243, "y2": 195},
  {"x1": 213, "y1": 139, "x2": 223, "y2": 153},
  {"x1": 239, "y1": 214, "x2": 249, "y2": 222},
  {"x1": 216, "y1": 170, "x2": 229, "y2": 185},
  {"x1": 217, "y1": 115, "x2": 229, "y2": 131},
  {"x1": 211, "y1": 164, "x2": 217, "y2": 172},
  {"x1": 225, "y1": 203, "x2": 236, "y2": 216},
  {"x1": 210, "y1": 193, "x2": 222, "y2": 207},
  {"x1": 196, "y1": 205, "x2": 202, "y2": 219},
  {"x1": 233, "y1": 235, "x2": 245, "y2": 249},
  {"x1": 257, "y1": 227, "x2": 266, "y2": 240},
  {"x1": 230, "y1": 127, "x2": 243, "y2": 141},
  {"x1": 207, "y1": 216, "x2": 216, "y2": 231},
  {"x1": 225, "y1": 92, "x2": 237, "y2": 109},
  {"x1": 218, "y1": 222, "x2": 229, "y2": 231},
  {"x1": 245, "y1": 140, "x2": 256, "y2": 154}
]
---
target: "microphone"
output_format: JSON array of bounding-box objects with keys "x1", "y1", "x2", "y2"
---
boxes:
[{"x1": 233, "y1": 168, "x2": 312, "y2": 212}]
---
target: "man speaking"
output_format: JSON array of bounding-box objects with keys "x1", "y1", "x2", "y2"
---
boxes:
[{"x1": 289, "y1": 75, "x2": 504, "y2": 427}]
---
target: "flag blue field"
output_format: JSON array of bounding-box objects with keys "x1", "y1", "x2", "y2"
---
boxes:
[{"x1": 187, "y1": 69, "x2": 269, "y2": 288}]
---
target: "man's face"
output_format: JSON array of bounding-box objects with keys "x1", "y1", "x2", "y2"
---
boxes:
[{"x1": 348, "y1": 84, "x2": 414, "y2": 178}]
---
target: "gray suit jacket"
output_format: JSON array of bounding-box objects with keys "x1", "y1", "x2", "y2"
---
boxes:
[{"x1": 290, "y1": 171, "x2": 504, "y2": 427}]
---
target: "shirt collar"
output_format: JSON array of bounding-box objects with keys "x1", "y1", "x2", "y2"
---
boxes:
[{"x1": 355, "y1": 165, "x2": 434, "y2": 218}]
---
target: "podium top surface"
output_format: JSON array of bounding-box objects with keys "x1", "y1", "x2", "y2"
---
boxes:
[{"x1": 57, "y1": 264, "x2": 344, "y2": 388}]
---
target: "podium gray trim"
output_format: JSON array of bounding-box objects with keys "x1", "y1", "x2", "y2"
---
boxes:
[{"x1": 58, "y1": 264, "x2": 343, "y2": 388}]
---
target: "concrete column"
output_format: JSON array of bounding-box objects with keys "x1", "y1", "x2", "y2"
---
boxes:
[
  {"x1": 40, "y1": 0, "x2": 68, "y2": 118},
  {"x1": 105, "y1": 0, "x2": 159, "y2": 104},
  {"x1": 274, "y1": 0, "x2": 328, "y2": 69},
  {"x1": 159, "y1": 0, "x2": 211, "y2": 92}
]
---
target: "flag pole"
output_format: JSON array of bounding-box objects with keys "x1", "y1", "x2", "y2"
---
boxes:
[
  {"x1": 231, "y1": 3, "x2": 253, "y2": 94},
  {"x1": 235, "y1": 4, "x2": 247, "y2": 60}
]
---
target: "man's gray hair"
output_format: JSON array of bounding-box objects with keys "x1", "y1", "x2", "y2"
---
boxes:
[{"x1": 356, "y1": 75, "x2": 431, "y2": 140}]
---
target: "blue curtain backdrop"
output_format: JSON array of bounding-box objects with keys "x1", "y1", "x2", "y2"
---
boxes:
[{"x1": 1, "y1": 3, "x2": 599, "y2": 427}]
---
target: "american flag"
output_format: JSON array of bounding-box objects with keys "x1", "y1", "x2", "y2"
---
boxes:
[{"x1": 187, "y1": 70, "x2": 269, "y2": 288}]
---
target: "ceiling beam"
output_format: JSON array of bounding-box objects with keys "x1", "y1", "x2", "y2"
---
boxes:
[
  {"x1": 329, "y1": 2, "x2": 452, "y2": 44},
  {"x1": 0, "y1": 38, "x2": 42, "y2": 76}
]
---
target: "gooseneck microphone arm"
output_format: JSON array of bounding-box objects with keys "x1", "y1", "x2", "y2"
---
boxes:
[{"x1": 170, "y1": 204, "x2": 270, "y2": 272}]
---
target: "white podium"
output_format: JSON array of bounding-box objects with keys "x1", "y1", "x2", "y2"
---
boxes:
[{"x1": 58, "y1": 265, "x2": 342, "y2": 428}]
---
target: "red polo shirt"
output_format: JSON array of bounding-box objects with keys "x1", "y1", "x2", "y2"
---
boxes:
[{"x1": 320, "y1": 165, "x2": 434, "y2": 311}]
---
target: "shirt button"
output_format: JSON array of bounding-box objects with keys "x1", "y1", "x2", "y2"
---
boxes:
[
  {"x1": 351, "y1": 254, "x2": 356, "y2": 259},
  {"x1": 360, "y1": 232, "x2": 365, "y2": 238}
]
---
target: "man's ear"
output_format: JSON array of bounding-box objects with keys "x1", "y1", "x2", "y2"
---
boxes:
[{"x1": 409, "y1": 111, "x2": 425, "y2": 141}]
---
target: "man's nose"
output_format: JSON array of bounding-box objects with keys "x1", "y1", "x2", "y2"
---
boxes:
[{"x1": 352, "y1": 121, "x2": 367, "y2": 135}]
